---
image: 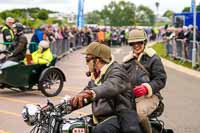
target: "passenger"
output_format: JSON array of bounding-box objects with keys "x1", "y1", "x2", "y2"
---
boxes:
[
  {"x1": 122, "y1": 29, "x2": 167, "y2": 133},
  {"x1": 69, "y1": 42, "x2": 142, "y2": 133},
  {"x1": 24, "y1": 40, "x2": 53, "y2": 65}
]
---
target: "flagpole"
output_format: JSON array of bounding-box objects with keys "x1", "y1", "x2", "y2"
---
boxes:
[
  {"x1": 77, "y1": 0, "x2": 84, "y2": 29},
  {"x1": 192, "y1": 0, "x2": 196, "y2": 68}
]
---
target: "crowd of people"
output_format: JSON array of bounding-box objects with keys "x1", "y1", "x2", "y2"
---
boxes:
[
  {"x1": 3, "y1": 16, "x2": 200, "y2": 68},
  {"x1": 29, "y1": 25, "x2": 130, "y2": 50},
  {"x1": 162, "y1": 25, "x2": 200, "y2": 65},
  {"x1": 1, "y1": 16, "x2": 163, "y2": 56}
]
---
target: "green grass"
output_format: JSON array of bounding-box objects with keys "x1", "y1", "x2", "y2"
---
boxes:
[
  {"x1": 151, "y1": 42, "x2": 167, "y2": 57},
  {"x1": 151, "y1": 42, "x2": 193, "y2": 69}
]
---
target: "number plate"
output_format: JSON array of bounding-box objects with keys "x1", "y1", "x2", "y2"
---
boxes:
[{"x1": 72, "y1": 128, "x2": 86, "y2": 133}]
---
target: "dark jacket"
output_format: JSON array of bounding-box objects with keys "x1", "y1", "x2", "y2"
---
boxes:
[
  {"x1": 177, "y1": 31, "x2": 185, "y2": 40},
  {"x1": 86, "y1": 61, "x2": 135, "y2": 122},
  {"x1": 188, "y1": 30, "x2": 200, "y2": 42},
  {"x1": 8, "y1": 34, "x2": 28, "y2": 62},
  {"x1": 122, "y1": 48, "x2": 167, "y2": 96}
]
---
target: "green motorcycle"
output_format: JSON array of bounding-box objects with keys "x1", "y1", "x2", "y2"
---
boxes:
[
  {"x1": 22, "y1": 98, "x2": 173, "y2": 133},
  {"x1": 22, "y1": 98, "x2": 94, "y2": 133}
]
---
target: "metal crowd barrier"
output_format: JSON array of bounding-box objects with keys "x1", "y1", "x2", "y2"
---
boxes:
[
  {"x1": 75, "y1": 36, "x2": 83, "y2": 49},
  {"x1": 195, "y1": 41, "x2": 200, "y2": 68},
  {"x1": 49, "y1": 36, "x2": 85, "y2": 59},
  {"x1": 174, "y1": 39, "x2": 200, "y2": 68},
  {"x1": 189, "y1": 41, "x2": 200, "y2": 68},
  {"x1": 175, "y1": 39, "x2": 186, "y2": 63}
]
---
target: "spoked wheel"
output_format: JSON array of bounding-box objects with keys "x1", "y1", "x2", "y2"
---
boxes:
[{"x1": 39, "y1": 68, "x2": 64, "y2": 97}]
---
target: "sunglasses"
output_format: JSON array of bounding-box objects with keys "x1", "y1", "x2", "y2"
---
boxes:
[
  {"x1": 85, "y1": 56, "x2": 95, "y2": 63},
  {"x1": 129, "y1": 41, "x2": 144, "y2": 46}
]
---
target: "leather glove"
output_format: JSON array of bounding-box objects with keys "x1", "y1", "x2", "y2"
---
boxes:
[
  {"x1": 133, "y1": 85, "x2": 148, "y2": 97},
  {"x1": 70, "y1": 90, "x2": 94, "y2": 109}
]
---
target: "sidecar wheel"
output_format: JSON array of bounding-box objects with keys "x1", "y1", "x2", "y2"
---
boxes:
[{"x1": 39, "y1": 68, "x2": 64, "y2": 97}]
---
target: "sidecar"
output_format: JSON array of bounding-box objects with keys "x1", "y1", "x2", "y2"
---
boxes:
[{"x1": 0, "y1": 57, "x2": 66, "y2": 97}]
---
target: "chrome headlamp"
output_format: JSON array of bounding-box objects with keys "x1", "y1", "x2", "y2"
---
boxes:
[{"x1": 21, "y1": 104, "x2": 40, "y2": 126}]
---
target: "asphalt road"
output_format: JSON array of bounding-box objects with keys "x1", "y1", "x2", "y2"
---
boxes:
[{"x1": 0, "y1": 46, "x2": 199, "y2": 133}]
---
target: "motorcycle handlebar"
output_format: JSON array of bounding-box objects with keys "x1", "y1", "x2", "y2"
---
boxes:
[{"x1": 40, "y1": 100, "x2": 73, "y2": 116}]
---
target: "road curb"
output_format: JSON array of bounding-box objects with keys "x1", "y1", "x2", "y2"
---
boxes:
[{"x1": 162, "y1": 58, "x2": 200, "y2": 79}]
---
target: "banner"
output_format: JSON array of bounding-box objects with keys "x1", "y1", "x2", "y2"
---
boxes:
[
  {"x1": 76, "y1": 0, "x2": 84, "y2": 29},
  {"x1": 191, "y1": 0, "x2": 195, "y2": 13}
]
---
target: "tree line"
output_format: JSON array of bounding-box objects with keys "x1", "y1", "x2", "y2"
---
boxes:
[
  {"x1": 85, "y1": 1, "x2": 155, "y2": 26},
  {"x1": 1, "y1": 1, "x2": 200, "y2": 27},
  {"x1": 0, "y1": 8, "x2": 60, "y2": 28}
]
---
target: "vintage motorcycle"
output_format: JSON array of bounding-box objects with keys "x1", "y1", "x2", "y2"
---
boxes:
[{"x1": 22, "y1": 97, "x2": 173, "y2": 133}]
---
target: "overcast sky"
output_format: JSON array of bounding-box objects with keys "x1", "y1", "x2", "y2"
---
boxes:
[{"x1": 0, "y1": 0, "x2": 199, "y2": 15}]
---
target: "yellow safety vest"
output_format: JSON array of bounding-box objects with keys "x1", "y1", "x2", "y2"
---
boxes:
[
  {"x1": 24, "y1": 48, "x2": 53, "y2": 65},
  {"x1": 1, "y1": 25, "x2": 15, "y2": 41}
]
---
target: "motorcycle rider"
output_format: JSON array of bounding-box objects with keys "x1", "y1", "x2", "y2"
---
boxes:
[
  {"x1": 7, "y1": 22, "x2": 28, "y2": 62},
  {"x1": 122, "y1": 29, "x2": 167, "y2": 133},
  {"x1": 70, "y1": 42, "x2": 141, "y2": 133},
  {"x1": 1, "y1": 17, "x2": 15, "y2": 49}
]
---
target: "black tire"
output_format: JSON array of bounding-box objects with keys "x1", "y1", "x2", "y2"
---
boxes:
[{"x1": 39, "y1": 68, "x2": 64, "y2": 97}]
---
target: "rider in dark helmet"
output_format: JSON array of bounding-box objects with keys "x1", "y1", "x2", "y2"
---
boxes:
[
  {"x1": 13, "y1": 23, "x2": 24, "y2": 34},
  {"x1": 7, "y1": 22, "x2": 28, "y2": 62}
]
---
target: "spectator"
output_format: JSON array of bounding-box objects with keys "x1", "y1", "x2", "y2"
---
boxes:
[
  {"x1": 163, "y1": 27, "x2": 175, "y2": 57},
  {"x1": 29, "y1": 28, "x2": 44, "y2": 53},
  {"x1": 97, "y1": 29, "x2": 105, "y2": 43},
  {"x1": 1, "y1": 17, "x2": 15, "y2": 49},
  {"x1": 46, "y1": 25, "x2": 56, "y2": 43},
  {"x1": 105, "y1": 29, "x2": 111, "y2": 46}
]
